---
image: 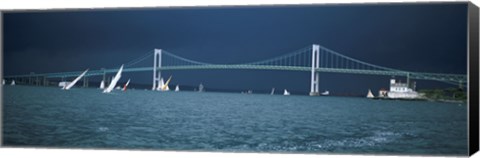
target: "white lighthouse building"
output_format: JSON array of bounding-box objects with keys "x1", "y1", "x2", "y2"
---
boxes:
[{"x1": 387, "y1": 79, "x2": 419, "y2": 99}]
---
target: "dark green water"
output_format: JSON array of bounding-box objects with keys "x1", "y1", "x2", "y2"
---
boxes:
[{"x1": 2, "y1": 86, "x2": 468, "y2": 155}]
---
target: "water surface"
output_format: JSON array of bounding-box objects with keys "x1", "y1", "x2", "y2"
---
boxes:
[{"x1": 2, "y1": 86, "x2": 468, "y2": 155}]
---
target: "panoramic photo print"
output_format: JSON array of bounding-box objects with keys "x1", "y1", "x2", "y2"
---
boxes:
[{"x1": 2, "y1": 2, "x2": 470, "y2": 156}]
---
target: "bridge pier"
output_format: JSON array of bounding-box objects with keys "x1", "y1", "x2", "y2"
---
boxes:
[
  {"x1": 406, "y1": 73, "x2": 410, "y2": 88},
  {"x1": 102, "y1": 68, "x2": 106, "y2": 85},
  {"x1": 310, "y1": 44, "x2": 320, "y2": 96},
  {"x1": 153, "y1": 49, "x2": 162, "y2": 90},
  {"x1": 83, "y1": 76, "x2": 89, "y2": 88},
  {"x1": 106, "y1": 76, "x2": 111, "y2": 87},
  {"x1": 43, "y1": 76, "x2": 48, "y2": 86}
]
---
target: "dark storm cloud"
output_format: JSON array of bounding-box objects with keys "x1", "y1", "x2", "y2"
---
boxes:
[{"x1": 3, "y1": 3, "x2": 468, "y2": 94}]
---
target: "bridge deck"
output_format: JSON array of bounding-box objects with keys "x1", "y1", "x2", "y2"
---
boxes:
[{"x1": 4, "y1": 65, "x2": 467, "y2": 85}]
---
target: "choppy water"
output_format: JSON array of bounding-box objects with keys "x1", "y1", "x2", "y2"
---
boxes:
[{"x1": 2, "y1": 86, "x2": 468, "y2": 155}]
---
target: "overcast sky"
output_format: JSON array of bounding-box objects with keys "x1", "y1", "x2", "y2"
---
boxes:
[{"x1": 3, "y1": 3, "x2": 468, "y2": 94}]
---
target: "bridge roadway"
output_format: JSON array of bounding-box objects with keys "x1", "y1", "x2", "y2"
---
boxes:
[{"x1": 4, "y1": 65, "x2": 467, "y2": 85}]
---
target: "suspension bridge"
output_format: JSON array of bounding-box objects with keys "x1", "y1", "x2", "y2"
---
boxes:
[{"x1": 4, "y1": 44, "x2": 467, "y2": 95}]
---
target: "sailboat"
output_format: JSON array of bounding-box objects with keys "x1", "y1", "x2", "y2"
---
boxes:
[
  {"x1": 99, "y1": 80, "x2": 105, "y2": 89},
  {"x1": 367, "y1": 89, "x2": 375, "y2": 98},
  {"x1": 10, "y1": 80, "x2": 15, "y2": 86},
  {"x1": 163, "y1": 76, "x2": 172, "y2": 91},
  {"x1": 3, "y1": 79, "x2": 5, "y2": 85},
  {"x1": 157, "y1": 76, "x2": 172, "y2": 91},
  {"x1": 103, "y1": 65, "x2": 123, "y2": 93},
  {"x1": 122, "y1": 79, "x2": 130, "y2": 91},
  {"x1": 175, "y1": 85, "x2": 180, "y2": 92},
  {"x1": 198, "y1": 83, "x2": 204, "y2": 92},
  {"x1": 283, "y1": 89, "x2": 290, "y2": 96},
  {"x1": 62, "y1": 69, "x2": 89, "y2": 90},
  {"x1": 270, "y1": 88, "x2": 275, "y2": 95},
  {"x1": 156, "y1": 78, "x2": 165, "y2": 91},
  {"x1": 321, "y1": 90, "x2": 330, "y2": 96}
]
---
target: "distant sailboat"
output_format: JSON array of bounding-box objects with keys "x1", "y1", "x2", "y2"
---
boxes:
[
  {"x1": 103, "y1": 65, "x2": 123, "y2": 93},
  {"x1": 270, "y1": 88, "x2": 275, "y2": 95},
  {"x1": 321, "y1": 90, "x2": 330, "y2": 96},
  {"x1": 3, "y1": 79, "x2": 5, "y2": 85},
  {"x1": 175, "y1": 85, "x2": 180, "y2": 92},
  {"x1": 198, "y1": 83, "x2": 204, "y2": 92},
  {"x1": 367, "y1": 89, "x2": 375, "y2": 98},
  {"x1": 163, "y1": 76, "x2": 172, "y2": 91},
  {"x1": 283, "y1": 89, "x2": 290, "y2": 96},
  {"x1": 157, "y1": 76, "x2": 172, "y2": 91},
  {"x1": 123, "y1": 79, "x2": 130, "y2": 91},
  {"x1": 99, "y1": 80, "x2": 105, "y2": 89},
  {"x1": 63, "y1": 69, "x2": 89, "y2": 90},
  {"x1": 10, "y1": 80, "x2": 15, "y2": 86},
  {"x1": 156, "y1": 78, "x2": 165, "y2": 91}
]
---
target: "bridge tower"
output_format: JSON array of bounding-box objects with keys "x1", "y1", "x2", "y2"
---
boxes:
[
  {"x1": 310, "y1": 44, "x2": 320, "y2": 96},
  {"x1": 152, "y1": 49, "x2": 162, "y2": 90}
]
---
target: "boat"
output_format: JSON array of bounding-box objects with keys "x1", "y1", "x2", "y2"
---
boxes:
[
  {"x1": 175, "y1": 85, "x2": 180, "y2": 92},
  {"x1": 163, "y1": 76, "x2": 172, "y2": 91},
  {"x1": 156, "y1": 78, "x2": 164, "y2": 91},
  {"x1": 321, "y1": 90, "x2": 329, "y2": 96},
  {"x1": 2, "y1": 79, "x2": 5, "y2": 85},
  {"x1": 367, "y1": 89, "x2": 374, "y2": 98},
  {"x1": 10, "y1": 80, "x2": 15, "y2": 86},
  {"x1": 99, "y1": 80, "x2": 105, "y2": 89},
  {"x1": 115, "y1": 86, "x2": 121, "y2": 90},
  {"x1": 122, "y1": 79, "x2": 130, "y2": 91},
  {"x1": 158, "y1": 76, "x2": 172, "y2": 91},
  {"x1": 103, "y1": 65, "x2": 123, "y2": 93},
  {"x1": 283, "y1": 89, "x2": 290, "y2": 95},
  {"x1": 63, "y1": 69, "x2": 89, "y2": 90},
  {"x1": 270, "y1": 88, "x2": 275, "y2": 95},
  {"x1": 198, "y1": 83, "x2": 204, "y2": 92}
]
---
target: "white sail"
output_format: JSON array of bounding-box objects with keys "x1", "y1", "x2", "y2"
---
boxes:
[
  {"x1": 270, "y1": 88, "x2": 275, "y2": 95},
  {"x1": 156, "y1": 78, "x2": 164, "y2": 91},
  {"x1": 11, "y1": 80, "x2": 15, "y2": 86},
  {"x1": 103, "y1": 65, "x2": 123, "y2": 93},
  {"x1": 3, "y1": 79, "x2": 5, "y2": 85},
  {"x1": 367, "y1": 89, "x2": 375, "y2": 98},
  {"x1": 162, "y1": 76, "x2": 172, "y2": 91},
  {"x1": 99, "y1": 80, "x2": 105, "y2": 89},
  {"x1": 175, "y1": 85, "x2": 179, "y2": 92},
  {"x1": 63, "y1": 69, "x2": 89, "y2": 90},
  {"x1": 283, "y1": 89, "x2": 290, "y2": 96},
  {"x1": 123, "y1": 79, "x2": 130, "y2": 91}
]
